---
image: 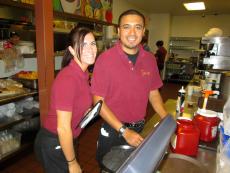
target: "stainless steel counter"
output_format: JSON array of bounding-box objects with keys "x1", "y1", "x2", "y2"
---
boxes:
[{"x1": 141, "y1": 99, "x2": 217, "y2": 173}]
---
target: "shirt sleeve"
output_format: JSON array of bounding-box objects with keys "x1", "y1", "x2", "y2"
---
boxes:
[{"x1": 53, "y1": 75, "x2": 77, "y2": 112}]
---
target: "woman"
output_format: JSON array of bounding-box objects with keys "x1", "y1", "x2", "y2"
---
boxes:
[{"x1": 34, "y1": 26, "x2": 97, "y2": 173}]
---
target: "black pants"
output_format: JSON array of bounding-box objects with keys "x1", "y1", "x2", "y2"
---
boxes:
[
  {"x1": 34, "y1": 128, "x2": 75, "y2": 173},
  {"x1": 96, "y1": 122, "x2": 144, "y2": 168}
]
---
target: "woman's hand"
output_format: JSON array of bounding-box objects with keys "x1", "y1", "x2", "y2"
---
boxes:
[
  {"x1": 68, "y1": 160, "x2": 82, "y2": 173},
  {"x1": 123, "y1": 128, "x2": 144, "y2": 147}
]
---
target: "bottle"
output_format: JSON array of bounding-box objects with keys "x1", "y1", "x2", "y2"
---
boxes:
[
  {"x1": 223, "y1": 97, "x2": 230, "y2": 136},
  {"x1": 176, "y1": 86, "x2": 186, "y2": 118}
]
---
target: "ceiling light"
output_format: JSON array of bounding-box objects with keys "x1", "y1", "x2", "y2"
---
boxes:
[{"x1": 183, "y1": 2, "x2": 205, "y2": 11}]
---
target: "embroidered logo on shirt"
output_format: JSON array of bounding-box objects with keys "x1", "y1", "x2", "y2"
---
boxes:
[{"x1": 141, "y1": 69, "x2": 150, "y2": 76}]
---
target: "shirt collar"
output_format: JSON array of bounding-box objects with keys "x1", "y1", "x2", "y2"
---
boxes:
[
  {"x1": 69, "y1": 59, "x2": 89, "y2": 79},
  {"x1": 115, "y1": 41, "x2": 145, "y2": 58}
]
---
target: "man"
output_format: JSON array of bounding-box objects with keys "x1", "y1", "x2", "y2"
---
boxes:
[{"x1": 91, "y1": 9, "x2": 167, "y2": 167}]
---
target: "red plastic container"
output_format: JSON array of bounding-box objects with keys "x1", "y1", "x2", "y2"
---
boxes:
[
  {"x1": 194, "y1": 109, "x2": 220, "y2": 142},
  {"x1": 171, "y1": 117, "x2": 200, "y2": 156}
]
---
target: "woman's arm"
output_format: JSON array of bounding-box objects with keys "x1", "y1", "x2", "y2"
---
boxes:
[{"x1": 57, "y1": 110, "x2": 82, "y2": 173}]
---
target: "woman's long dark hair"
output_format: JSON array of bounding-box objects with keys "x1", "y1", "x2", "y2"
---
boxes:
[{"x1": 61, "y1": 26, "x2": 92, "y2": 68}]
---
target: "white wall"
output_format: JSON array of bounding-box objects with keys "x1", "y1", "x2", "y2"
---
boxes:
[
  {"x1": 112, "y1": 0, "x2": 148, "y2": 24},
  {"x1": 148, "y1": 13, "x2": 171, "y2": 53},
  {"x1": 147, "y1": 13, "x2": 230, "y2": 53},
  {"x1": 171, "y1": 14, "x2": 230, "y2": 37}
]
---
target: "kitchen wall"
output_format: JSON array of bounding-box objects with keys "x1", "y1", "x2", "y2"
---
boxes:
[
  {"x1": 171, "y1": 14, "x2": 230, "y2": 37},
  {"x1": 147, "y1": 13, "x2": 230, "y2": 54},
  {"x1": 148, "y1": 13, "x2": 171, "y2": 53},
  {"x1": 112, "y1": 0, "x2": 148, "y2": 24}
]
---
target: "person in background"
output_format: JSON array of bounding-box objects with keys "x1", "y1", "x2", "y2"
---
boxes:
[
  {"x1": 34, "y1": 26, "x2": 97, "y2": 173},
  {"x1": 141, "y1": 36, "x2": 151, "y2": 52},
  {"x1": 155, "y1": 40, "x2": 167, "y2": 72},
  {"x1": 9, "y1": 31, "x2": 20, "y2": 46},
  {"x1": 91, "y1": 9, "x2": 167, "y2": 168},
  {"x1": 3, "y1": 31, "x2": 21, "y2": 49}
]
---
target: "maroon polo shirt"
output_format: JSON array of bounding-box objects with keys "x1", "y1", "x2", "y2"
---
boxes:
[
  {"x1": 43, "y1": 59, "x2": 92, "y2": 137},
  {"x1": 91, "y1": 42, "x2": 163, "y2": 123}
]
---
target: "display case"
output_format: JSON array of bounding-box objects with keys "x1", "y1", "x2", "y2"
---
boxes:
[
  {"x1": 0, "y1": 87, "x2": 39, "y2": 167},
  {"x1": 165, "y1": 37, "x2": 201, "y2": 82}
]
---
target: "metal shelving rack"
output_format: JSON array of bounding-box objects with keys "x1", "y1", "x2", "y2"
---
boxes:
[
  {"x1": 0, "y1": 90, "x2": 39, "y2": 167},
  {"x1": 165, "y1": 37, "x2": 201, "y2": 82}
]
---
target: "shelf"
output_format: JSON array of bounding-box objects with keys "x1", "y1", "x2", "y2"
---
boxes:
[
  {"x1": 170, "y1": 37, "x2": 201, "y2": 42},
  {"x1": 169, "y1": 46, "x2": 199, "y2": 51},
  {"x1": 166, "y1": 78, "x2": 191, "y2": 83},
  {"x1": 0, "y1": 0, "x2": 34, "y2": 10},
  {"x1": 0, "y1": 108, "x2": 39, "y2": 131},
  {"x1": 0, "y1": 0, "x2": 117, "y2": 26},
  {"x1": 0, "y1": 139, "x2": 33, "y2": 164},
  {"x1": 0, "y1": 90, "x2": 38, "y2": 105}
]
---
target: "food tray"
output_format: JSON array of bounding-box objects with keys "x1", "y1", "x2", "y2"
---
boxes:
[{"x1": 12, "y1": 77, "x2": 38, "y2": 89}]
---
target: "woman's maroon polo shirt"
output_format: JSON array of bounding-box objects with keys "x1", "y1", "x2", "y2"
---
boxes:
[
  {"x1": 43, "y1": 59, "x2": 92, "y2": 137},
  {"x1": 91, "y1": 42, "x2": 163, "y2": 123}
]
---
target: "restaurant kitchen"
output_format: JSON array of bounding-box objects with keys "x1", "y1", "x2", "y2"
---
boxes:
[{"x1": 0, "y1": 0, "x2": 230, "y2": 173}]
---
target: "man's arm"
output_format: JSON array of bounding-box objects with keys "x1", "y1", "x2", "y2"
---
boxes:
[
  {"x1": 149, "y1": 90, "x2": 168, "y2": 119},
  {"x1": 93, "y1": 95, "x2": 143, "y2": 147}
]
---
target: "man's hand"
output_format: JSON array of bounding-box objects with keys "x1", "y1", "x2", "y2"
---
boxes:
[{"x1": 123, "y1": 128, "x2": 144, "y2": 147}]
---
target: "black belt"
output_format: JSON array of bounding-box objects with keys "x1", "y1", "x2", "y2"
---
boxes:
[{"x1": 124, "y1": 120, "x2": 145, "y2": 128}]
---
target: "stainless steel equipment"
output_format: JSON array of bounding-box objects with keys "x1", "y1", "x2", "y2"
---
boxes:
[
  {"x1": 202, "y1": 37, "x2": 230, "y2": 70},
  {"x1": 116, "y1": 115, "x2": 176, "y2": 173}
]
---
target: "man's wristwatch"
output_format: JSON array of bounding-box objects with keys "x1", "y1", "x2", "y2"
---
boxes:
[{"x1": 118, "y1": 125, "x2": 127, "y2": 137}]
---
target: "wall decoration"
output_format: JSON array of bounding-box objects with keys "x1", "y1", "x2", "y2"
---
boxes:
[{"x1": 53, "y1": 0, "x2": 113, "y2": 22}]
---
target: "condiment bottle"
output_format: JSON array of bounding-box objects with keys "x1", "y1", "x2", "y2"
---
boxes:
[{"x1": 176, "y1": 86, "x2": 186, "y2": 118}]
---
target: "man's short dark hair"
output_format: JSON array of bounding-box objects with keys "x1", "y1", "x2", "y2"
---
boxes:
[
  {"x1": 9, "y1": 31, "x2": 19, "y2": 38},
  {"x1": 156, "y1": 40, "x2": 164, "y2": 47},
  {"x1": 118, "y1": 9, "x2": 145, "y2": 26}
]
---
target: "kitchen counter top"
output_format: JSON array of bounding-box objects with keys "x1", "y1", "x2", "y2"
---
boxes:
[{"x1": 141, "y1": 99, "x2": 217, "y2": 173}]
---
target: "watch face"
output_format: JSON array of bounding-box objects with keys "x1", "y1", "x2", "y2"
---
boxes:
[{"x1": 119, "y1": 125, "x2": 127, "y2": 136}]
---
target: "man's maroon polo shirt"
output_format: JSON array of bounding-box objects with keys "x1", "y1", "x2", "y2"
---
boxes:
[{"x1": 91, "y1": 42, "x2": 162, "y2": 123}]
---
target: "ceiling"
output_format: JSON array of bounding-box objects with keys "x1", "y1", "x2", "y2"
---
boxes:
[{"x1": 126, "y1": 0, "x2": 230, "y2": 16}]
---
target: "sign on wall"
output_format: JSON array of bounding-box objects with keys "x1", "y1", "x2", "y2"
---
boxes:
[{"x1": 53, "y1": 0, "x2": 113, "y2": 23}]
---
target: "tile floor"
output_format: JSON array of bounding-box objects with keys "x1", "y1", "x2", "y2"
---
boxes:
[{"x1": 0, "y1": 82, "x2": 183, "y2": 173}]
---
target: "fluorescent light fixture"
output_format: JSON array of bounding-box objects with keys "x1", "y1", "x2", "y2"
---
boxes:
[{"x1": 183, "y1": 2, "x2": 205, "y2": 11}]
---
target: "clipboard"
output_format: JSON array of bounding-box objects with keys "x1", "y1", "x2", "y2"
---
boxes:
[{"x1": 77, "y1": 100, "x2": 103, "y2": 129}]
